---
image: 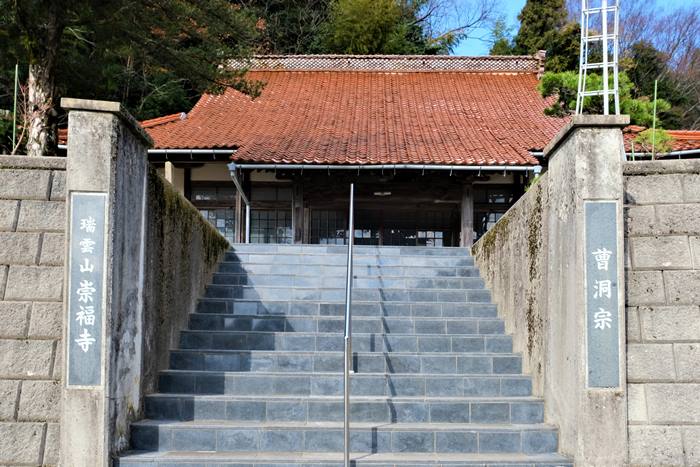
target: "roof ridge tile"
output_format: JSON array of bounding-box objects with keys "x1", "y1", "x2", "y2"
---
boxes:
[{"x1": 228, "y1": 54, "x2": 542, "y2": 74}]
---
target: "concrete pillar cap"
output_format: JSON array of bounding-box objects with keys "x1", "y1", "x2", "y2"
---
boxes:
[
  {"x1": 61, "y1": 98, "x2": 154, "y2": 147},
  {"x1": 543, "y1": 115, "x2": 630, "y2": 159}
]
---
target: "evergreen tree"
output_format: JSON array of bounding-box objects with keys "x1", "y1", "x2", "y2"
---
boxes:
[
  {"x1": 488, "y1": 19, "x2": 515, "y2": 55},
  {"x1": 625, "y1": 42, "x2": 673, "y2": 98},
  {"x1": 513, "y1": 0, "x2": 568, "y2": 55},
  {"x1": 490, "y1": 0, "x2": 578, "y2": 72},
  {"x1": 242, "y1": 0, "x2": 331, "y2": 54},
  {"x1": 541, "y1": 21, "x2": 579, "y2": 72},
  {"x1": 316, "y1": 0, "x2": 441, "y2": 55},
  {"x1": 624, "y1": 41, "x2": 698, "y2": 129},
  {"x1": 0, "y1": 0, "x2": 260, "y2": 156},
  {"x1": 538, "y1": 70, "x2": 672, "y2": 128}
]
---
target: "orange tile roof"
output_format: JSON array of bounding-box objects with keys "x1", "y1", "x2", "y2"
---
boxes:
[
  {"x1": 146, "y1": 55, "x2": 564, "y2": 166},
  {"x1": 57, "y1": 112, "x2": 186, "y2": 145},
  {"x1": 623, "y1": 126, "x2": 700, "y2": 154},
  {"x1": 58, "y1": 55, "x2": 700, "y2": 161},
  {"x1": 141, "y1": 112, "x2": 186, "y2": 128}
]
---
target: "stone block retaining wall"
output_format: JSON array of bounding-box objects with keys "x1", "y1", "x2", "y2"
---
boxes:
[
  {"x1": 624, "y1": 159, "x2": 700, "y2": 466},
  {"x1": 472, "y1": 119, "x2": 630, "y2": 465},
  {"x1": 0, "y1": 155, "x2": 66, "y2": 466},
  {"x1": 471, "y1": 119, "x2": 700, "y2": 465}
]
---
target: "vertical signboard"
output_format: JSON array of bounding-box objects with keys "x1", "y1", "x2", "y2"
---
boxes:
[
  {"x1": 67, "y1": 192, "x2": 108, "y2": 387},
  {"x1": 585, "y1": 201, "x2": 621, "y2": 388}
]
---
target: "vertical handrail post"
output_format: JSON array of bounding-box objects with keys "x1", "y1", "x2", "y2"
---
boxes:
[
  {"x1": 343, "y1": 183, "x2": 354, "y2": 467},
  {"x1": 245, "y1": 204, "x2": 251, "y2": 243}
]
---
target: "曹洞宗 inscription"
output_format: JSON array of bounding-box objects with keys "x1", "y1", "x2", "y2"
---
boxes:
[{"x1": 585, "y1": 201, "x2": 621, "y2": 389}]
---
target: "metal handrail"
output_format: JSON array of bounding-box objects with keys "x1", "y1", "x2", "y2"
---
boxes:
[{"x1": 343, "y1": 183, "x2": 355, "y2": 467}]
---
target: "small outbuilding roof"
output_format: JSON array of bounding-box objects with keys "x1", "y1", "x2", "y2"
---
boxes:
[
  {"x1": 623, "y1": 125, "x2": 700, "y2": 155},
  {"x1": 146, "y1": 54, "x2": 563, "y2": 166}
]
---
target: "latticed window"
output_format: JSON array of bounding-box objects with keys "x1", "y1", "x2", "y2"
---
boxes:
[
  {"x1": 249, "y1": 184, "x2": 293, "y2": 244},
  {"x1": 311, "y1": 210, "x2": 347, "y2": 245},
  {"x1": 473, "y1": 186, "x2": 516, "y2": 241},
  {"x1": 250, "y1": 210, "x2": 292, "y2": 244},
  {"x1": 191, "y1": 183, "x2": 236, "y2": 244}
]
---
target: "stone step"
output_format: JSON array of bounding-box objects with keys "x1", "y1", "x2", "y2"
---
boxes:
[
  {"x1": 158, "y1": 371, "x2": 533, "y2": 398},
  {"x1": 120, "y1": 241, "x2": 569, "y2": 464},
  {"x1": 187, "y1": 314, "x2": 505, "y2": 335},
  {"x1": 218, "y1": 263, "x2": 479, "y2": 277},
  {"x1": 196, "y1": 300, "x2": 498, "y2": 318},
  {"x1": 129, "y1": 420, "x2": 559, "y2": 455},
  {"x1": 169, "y1": 350, "x2": 522, "y2": 374},
  {"x1": 204, "y1": 286, "x2": 490, "y2": 302},
  {"x1": 179, "y1": 331, "x2": 513, "y2": 353},
  {"x1": 117, "y1": 450, "x2": 573, "y2": 467},
  {"x1": 211, "y1": 274, "x2": 485, "y2": 289},
  {"x1": 144, "y1": 394, "x2": 545, "y2": 424},
  {"x1": 228, "y1": 244, "x2": 473, "y2": 256},
  {"x1": 222, "y1": 254, "x2": 474, "y2": 267}
]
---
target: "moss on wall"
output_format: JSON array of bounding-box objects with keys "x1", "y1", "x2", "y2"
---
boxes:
[
  {"x1": 473, "y1": 214, "x2": 510, "y2": 262},
  {"x1": 525, "y1": 183, "x2": 544, "y2": 354},
  {"x1": 472, "y1": 173, "x2": 549, "y2": 385},
  {"x1": 141, "y1": 167, "x2": 229, "y2": 396},
  {"x1": 527, "y1": 184, "x2": 543, "y2": 280}
]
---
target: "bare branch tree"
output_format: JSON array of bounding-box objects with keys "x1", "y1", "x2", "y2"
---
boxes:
[
  {"x1": 418, "y1": 0, "x2": 501, "y2": 49},
  {"x1": 616, "y1": 2, "x2": 700, "y2": 70},
  {"x1": 652, "y1": 6, "x2": 700, "y2": 71},
  {"x1": 612, "y1": 2, "x2": 647, "y2": 53}
]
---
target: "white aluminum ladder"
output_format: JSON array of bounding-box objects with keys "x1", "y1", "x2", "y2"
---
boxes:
[{"x1": 576, "y1": 0, "x2": 621, "y2": 115}]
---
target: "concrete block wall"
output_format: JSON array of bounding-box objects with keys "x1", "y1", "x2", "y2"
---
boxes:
[
  {"x1": 141, "y1": 167, "x2": 230, "y2": 396},
  {"x1": 0, "y1": 155, "x2": 66, "y2": 466},
  {"x1": 624, "y1": 159, "x2": 700, "y2": 466}
]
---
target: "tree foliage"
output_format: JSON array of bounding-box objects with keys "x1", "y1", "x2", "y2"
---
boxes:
[
  {"x1": 239, "y1": 0, "x2": 331, "y2": 54},
  {"x1": 623, "y1": 40, "x2": 699, "y2": 130},
  {"x1": 513, "y1": 0, "x2": 567, "y2": 55},
  {"x1": 316, "y1": 0, "x2": 435, "y2": 54},
  {"x1": 0, "y1": 0, "x2": 262, "y2": 155},
  {"x1": 241, "y1": 0, "x2": 498, "y2": 55},
  {"x1": 538, "y1": 70, "x2": 671, "y2": 127},
  {"x1": 488, "y1": 18, "x2": 514, "y2": 55},
  {"x1": 633, "y1": 128, "x2": 673, "y2": 155},
  {"x1": 541, "y1": 21, "x2": 579, "y2": 73},
  {"x1": 496, "y1": 0, "x2": 699, "y2": 129},
  {"x1": 489, "y1": 0, "x2": 579, "y2": 73}
]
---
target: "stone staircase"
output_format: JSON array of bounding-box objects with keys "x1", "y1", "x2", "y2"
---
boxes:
[{"x1": 117, "y1": 244, "x2": 571, "y2": 467}]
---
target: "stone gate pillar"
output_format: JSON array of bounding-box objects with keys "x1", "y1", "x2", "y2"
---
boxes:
[
  {"x1": 59, "y1": 99, "x2": 151, "y2": 466},
  {"x1": 542, "y1": 115, "x2": 629, "y2": 464}
]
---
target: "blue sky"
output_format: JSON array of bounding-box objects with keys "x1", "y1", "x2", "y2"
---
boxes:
[{"x1": 452, "y1": 0, "x2": 697, "y2": 56}]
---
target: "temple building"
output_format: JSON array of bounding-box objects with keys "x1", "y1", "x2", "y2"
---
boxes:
[{"x1": 59, "y1": 54, "x2": 700, "y2": 246}]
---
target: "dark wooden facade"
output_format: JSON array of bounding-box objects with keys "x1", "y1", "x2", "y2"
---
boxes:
[
  {"x1": 155, "y1": 162, "x2": 528, "y2": 247},
  {"x1": 233, "y1": 169, "x2": 526, "y2": 247}
]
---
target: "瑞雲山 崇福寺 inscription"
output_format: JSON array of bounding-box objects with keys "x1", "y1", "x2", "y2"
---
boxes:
[{"x1": 67, "y1": 192, "x2": 107, "y2": 387}]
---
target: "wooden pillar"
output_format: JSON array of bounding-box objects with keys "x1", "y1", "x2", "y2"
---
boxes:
[
  {"x1": 460, "y1": 183, "x2": 474, "y2": 248},
  {"x1": 164, "y1": 161, "x2": 185, "y2": 195},
  {"x1": 292, "y1": 181, "x2": 304, "y2": 244}
]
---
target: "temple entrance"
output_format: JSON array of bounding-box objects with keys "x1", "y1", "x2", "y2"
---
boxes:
[
  {"x1": 300, "y1": 174, "x2": 463, "y2": 246},
  {"x1": 182, "y1": 166, "x2": 527, "y2": 247},
  {"x1": 309, "y1": 206, "x2": 459, "y2": 246}
]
